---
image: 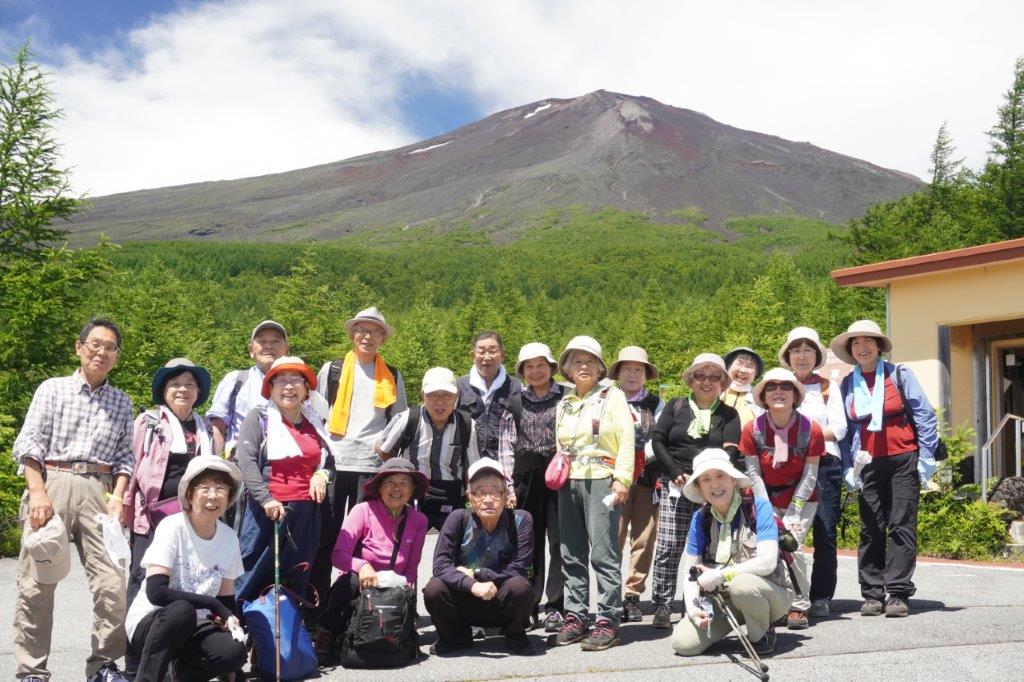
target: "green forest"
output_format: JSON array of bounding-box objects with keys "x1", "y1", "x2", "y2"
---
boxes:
[{"x1": 2, "y1": 47, "x2": 1024, "y2": 557}]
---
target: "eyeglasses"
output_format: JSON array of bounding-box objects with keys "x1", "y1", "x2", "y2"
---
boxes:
[
  {"x1": 166, "y1": 381, "x2": 198, "y2": 391},
  {"x1": 571, "y1": 358, "x2": 601, "y2": 368},
  {"x1": 195, "y1": 484, "x2": 231, "y2": 496},
  {"x1": 764, "y1": 382, "x2": 796, "y2": 393},
  {"x1": 469, "y1": 490, "x2": 505, "y2": 501},
  {"x1": 271, "y1": 375, "x2": 306, "y2": 387},
  {"x1": 693, "y1": 373, "x2": 723, "y2": 384},
  {"x1": 82, "y1": 340, "x2": 120, "y2": 354},
  {"x1": 351, "y1": 327, "x2": 383, "y2": 337}
]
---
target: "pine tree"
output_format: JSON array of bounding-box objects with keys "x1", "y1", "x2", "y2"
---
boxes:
[
  {"x1": 0, "y1": 45, "x2": 83, "y2": 259},
  {"x1": 928, "y1": 121, "x2": 966, "y2": 202},
  {"x1": 981, "y1": 56, "x2": 1024, "y2": 238}
]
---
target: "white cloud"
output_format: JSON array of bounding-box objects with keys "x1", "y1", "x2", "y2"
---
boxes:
[{"x1": 38, "y1": 0, "x2": 1024, "y2": 195}]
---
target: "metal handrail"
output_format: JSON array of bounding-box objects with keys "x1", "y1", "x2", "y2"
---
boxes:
[{"x1": 981, "y1": 412, "x2": 1024, "y2": 502}]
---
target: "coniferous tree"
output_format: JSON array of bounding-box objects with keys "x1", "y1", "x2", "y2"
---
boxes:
[{"x1": 981, "y1": 56, "x2": 1024, "y2": 238}]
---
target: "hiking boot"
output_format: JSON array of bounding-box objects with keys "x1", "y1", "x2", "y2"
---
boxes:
[
  {"x1": 472, "y1": 626, "x2": 487, "y2": 640},
  {"x1": 313, "y1": 627, "x2": 336, "y2": 661},
  {"x1": 580, "y1": 619, "x2": 620, "y2": 651},
  {"x1": 554, "y1": 614, "x2": 588, "y2": 646},
  {"x1": 429, "y1": 639, "x2": 473, "y2": 657},
  {"x1": 861, "y1": 598, "x2": 884, "y2": 616},
  {"x1": 750, "y1": 629, "x2": 777, "y2": 655},
  {"x1": 505, "y1": 632, "x2": 538, "y2": 656},
  {"x1": 884, "y1": 595, "x2": 910, "y2": 618},
  {"x1": 786, "y1": 609, "x2": 809, "y2": 630},
  {"x1": 543, "y1": 610, "x2": 565, "y2": 633},
  {"x1": 622, "y1": 595, "x2": 643, "y2": 622},
  {"x1": 810, "y1": 598, "x2": 830, "y2": 618},
  {"x1": 652, "y1": 604, "x2": 673, "y2": 629},
  {"x1": 87, "y1": 664, "x2": 131, "y2": 682}
]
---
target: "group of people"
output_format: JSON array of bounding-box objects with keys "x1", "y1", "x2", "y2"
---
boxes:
[{"x1": 11, "y1": 308, "x2": 939, "y2": 681}]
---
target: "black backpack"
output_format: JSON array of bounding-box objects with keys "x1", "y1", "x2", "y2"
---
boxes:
[
  {"x1": 339, "y1": 514, "x2": 419, "y2": 668},
  {"x1": 326, "y1": 358, "x2": 401, "y2": 422}
]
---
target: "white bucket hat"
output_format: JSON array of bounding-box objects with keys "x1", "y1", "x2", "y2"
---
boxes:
[
  {"x1": 608, "y1": 346, "x2": 660, "y2": 382},
  {"x1": 682, "y1": 353, "x2": 730, "y2": 390},
  {"x1": 421, "y1": 366, "x2": 458, "y2": 394},
  {"x1": 22, "y1": 514, "x2": 71, "y2": 584},
  {"x1": 683, "y1": 448, "x2": 751, "y2": 503},
  {"x1": 345, "y1": 306, "x2": 393, "y2": 340},
  {"x1": 177, "y1": 455, "x2": 244, "y2": 511},
  {"x1": 753, "y1": 367, "x2": 807, "y2": 408},
  {"x1": 779, "y1": 327, "x2": 827, "y2": 371},
  {"x1": 829, "y1": 319, "x2": 892, "y2": 366},
  {"x1": 558, "y1": 336, "x2": 606, "y2": 380},
  {"x1": 514, "y1": 342, "x2": 557, "y2": 379}
]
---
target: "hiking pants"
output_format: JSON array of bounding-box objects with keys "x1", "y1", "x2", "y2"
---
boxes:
[
  {"x1": 513, "y1": 467, "x2": 563, "y2": 614},
  {"x1": 858, "y1": 450, "x2": 920, "y2": 601},
  {"x1": 236, "y1": 498, "x2": 320, "y2": 604},
  {"x1": 810, "y1": 454, "x2": 843, "y2": 602},
  {"x1": 309, "y1": 471, "x2": 370, "y2": 621},
  {"x1": 651, "y1": 476, "x2": 696, "y2": 610},
  {"x1": 618, "y1": 482, "x2": 658, "y2": 598},
  {"x1": 558, "y1": 477, "x2": 622, "y2": 626},
  {"x1": 423, "y1": 576, "x2": 534, "y2": 644},
  {"x1": 130, "y1": 601, "x2": 246, "y2": 682}
]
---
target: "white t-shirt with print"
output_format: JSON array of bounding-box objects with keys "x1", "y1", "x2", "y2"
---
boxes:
[{"x1": 125, "y1": 513, "x2": 244, "y2": 640}]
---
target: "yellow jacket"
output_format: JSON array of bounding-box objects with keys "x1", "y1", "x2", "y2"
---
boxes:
[{"x1": 555, "y1": 383, "x2": 635, "y2": 486}]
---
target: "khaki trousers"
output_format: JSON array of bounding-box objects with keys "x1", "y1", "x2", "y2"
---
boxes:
[
  {"x1": 13, "y1": 469, "x2": 127, "y2": 679},
  {"x1": 671, "y1": 573, "x2": 793, "y2": 656},
  {"x1": 617, "y1": 483, "x2": 658, "y2": 597}
]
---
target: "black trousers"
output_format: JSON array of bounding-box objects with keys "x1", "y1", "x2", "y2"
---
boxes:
[
  {"x1": 422, "y1": 575, "x2": 534, "y2": 644},
  {"x1": 124, "y1": 530, "x2": 154, "y2": 675},
  {"x1": 809, "y1": 455, "x2": 843, "y2": 601},
  {"x1": 130, "y1": 601, "x2": 246, "y2": 682},
  {"x1": 512, "y1": 467, "x2": 563, "y2": 614},
  {"x1": 318, "y1": 571, "x2": 361, "y2": 634},
  {"x1": 308, "y1": 471, "x2": 370, "y2": 622},
  {"x1": 858, "y1": 450, "x2": 920, "y2": 601}
]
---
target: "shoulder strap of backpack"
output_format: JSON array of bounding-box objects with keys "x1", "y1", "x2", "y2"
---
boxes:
[
  {"x1": 226, "y1": 370, "x2": 249, "y2": 433},
  {"x1": 590, "y1": 387, "x2": 612, "y2": 446},
  {"x1": 893, "y1": 363, "x2": 918, "y2": 434},
  {"x1": 700, "y1": 502, "x2": 713, "y2": 564},
  {"x1": 819, "y1": 377, "x2": 830, "y2": 403},
  {"x1": 797, "y1": 414, "x2": 812, "y2": 451},
  {"x1": 672, "y1": 396, "x2": 687, "y2": 420},
  {"x1": 397, "y1": 410, "x2": 421, "y2": 454},
  {"x1": 740, "y1": 487, "x2": 758, "y2": 535},
  {"x1": 326, "y1": 359, "x2": 343, "y2": 408},
  {"x1": 388, "y1": 512, "x2": 409, "y2": 570},
  {"x1": 143, "y1": 409, "x2": 160, "y2": 454},
  {"x1": 384, "y1": 363, "x2": 400, "y2": 420},
  {"x1": 506, "y1": 392, "x2": 523, "y2": 433},
  {"x1": 456, "y1": 410, "x2": 473, "y2": 478},
  {"x1": 752, "y1": 412, "x2": 766, "y2": 450}
]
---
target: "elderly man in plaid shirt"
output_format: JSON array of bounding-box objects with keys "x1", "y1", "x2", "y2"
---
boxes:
[{"x1": 12, "y1": 318, "x2": 135, "y2": 682}]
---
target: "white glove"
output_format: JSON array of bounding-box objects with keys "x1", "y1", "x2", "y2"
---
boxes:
[
  {"x1": 697, "y1": 568, "x2": 725, "y2": 591},
  {"x1": 782, "y1": 507, "x2": 804, "y2": 535},
  {"x1": 843, "y1": 468, "x2": 858, "y2": 492}
]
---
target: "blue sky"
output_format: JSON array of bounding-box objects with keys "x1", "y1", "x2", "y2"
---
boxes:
[{"x1": 2, "y1": 1, "x2": 1023, "y2": 196}]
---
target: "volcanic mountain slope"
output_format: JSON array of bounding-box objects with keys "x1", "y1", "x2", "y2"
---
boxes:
[{"x1": 66, "y1": 90, "x2": 922, "y2": 243}]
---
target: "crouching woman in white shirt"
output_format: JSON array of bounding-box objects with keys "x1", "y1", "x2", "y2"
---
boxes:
[
  {"x1": 124, "y1": 456, "x2": 248, "y2": 682},
  {"x1": 671, "y1": 448, "x2": 794, "y2": 657}
]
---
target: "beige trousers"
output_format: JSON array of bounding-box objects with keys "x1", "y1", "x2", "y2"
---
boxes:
[
  {"x1": 671, "y1": 573, "x2": 793, "y2": 656},
  {"x1": 13, "y1": 469, "x2": 127, "y2": 679},
  {"x1": 618, "y1": 483, "x2": 659, "y2": 597}
]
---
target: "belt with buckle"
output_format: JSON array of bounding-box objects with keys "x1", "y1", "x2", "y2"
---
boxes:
[{"x1": 44, "y1": 460, "x2": 113, "y2": 475}]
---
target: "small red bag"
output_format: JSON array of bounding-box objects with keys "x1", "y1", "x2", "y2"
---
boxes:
[{"x1": 545, "y1": 451, "x2": 571, "y2": 491}]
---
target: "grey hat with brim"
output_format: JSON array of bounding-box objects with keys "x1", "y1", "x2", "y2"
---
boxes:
[
  {"x1": 152, "y1": 358, "x2": 212, "y2": 407},
  {"x1": 724, "y1": 346, "x2": 764, "y2": 379},
  {"x1": 363, "y1": 457, "x2": 429, "y2": 501},
  {"x1": 177, "y1": 455, "x2": 244, "y2": 511},
  {"x1": 683, "y1": 448, "x2": 752, "y2": 504},
  {"x1": 345, "y1": 306, "x2": 393, "y2": 340}
]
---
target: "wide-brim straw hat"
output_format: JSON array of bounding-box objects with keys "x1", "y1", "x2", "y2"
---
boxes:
[
  {"x1": 177, "y1": 455, "x2": 244, "y2": 511},
  {"x1": 724, "y1": 346, "x2": 764, "y2": 379},
  {"x1": 363, "y1": 457, "x2": 429, "y2": 501},
  {"x1": 829, "y1": 319, "x2": 892, "y2": 366},
  {"x1": 753, "y1": 367, "x2": 807, "y2": 409},
  {"x1": 683, "y1": 448, "x2": 751, "y2": 504},
  {"x1": 514, "y1": 342, "x2": 557, "y2": 379},
  {"x1": 608, "y1": 345, "x2": 659, "y2": 382},
  {"x1": 779, "y1": 327, "x2": 826, "y2": 371},
  {"x1": 558, "y1": 336, "x2": 606, "y2": 380},
  {"x1": 344, "y1": 306, "x2": 393, "y2": 340},
  {"x1": 682, "y1": 353, "x2": 730, "y2": 390},
  {"x1": 260, "y1": 356, "x2": 318, "y2": 398},
  {"x1": 151, "y1": 358, "x2": 212, "y2": 407}
]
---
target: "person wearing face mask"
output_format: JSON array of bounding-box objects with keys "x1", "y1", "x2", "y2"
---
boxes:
[
  {"x1": 496, "y1": 343, "x2": 567, "y2": 632},
  {"x1": 721, "y1": 347, "x2": 765, "y2": 427},
  {"x1": 778, "y1": 327, "x2": 847, "y2": 618},
  {"x1": 233, "y1": 356, "x2": 334, "y2": 605},
  {"x1": 649, "y1": 353, "x2": 740, "y2": 630},
  {"x1": 122, "y1": 358, "x2": 215, "y2": 678},
  {"x1": 740, "y1": 367, "x2": 825, "y2": 630},
  {"x1": 608, "y1": 346, "x2": 664, "y2": 623},
  {"x1": 457, "y1": 331, "x2": 522, "y2": 459}
]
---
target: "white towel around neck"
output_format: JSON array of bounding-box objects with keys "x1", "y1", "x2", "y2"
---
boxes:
[
  {"x1": 159, "y1": 406, "x2": 213, "y2": 457},
  {"x1": 265, "y1": 401, "x2": 332, "y2": 462}
]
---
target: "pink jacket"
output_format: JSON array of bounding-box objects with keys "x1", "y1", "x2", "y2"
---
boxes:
[{"x1": 332, "y1": 499, "x2": 427, "y2": 586}]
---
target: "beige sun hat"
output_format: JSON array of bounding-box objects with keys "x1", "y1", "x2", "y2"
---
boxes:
[
  {"x1": 779, "y1": 327, "x2": 827, "y2": 371},
  {"x1": 682, "y1": 353, "x2": 730, "y2": 390},
  {"x1": 683, "y1": 448, "x2": 751, "y2": 504},
  {"x1": 22, "y1": 514, "x2": 71, "y2": 584},
  {"x1": 344, "y1": 306, "x2": 393, "y2": 340},
  {"x1": 558, "y1": 336, "x2": 606, "y2": 380},
  {"x1": 514, "y1": 342, "x2": 557, "y2": 379},
  {"x1": 753, "y1": 367, "x2": 807, "y2": 408},
  {"x1": 177, "y1": 455, "x2": 244, "y2": 511},
  {"x1": 608, "y1": 346, "x2": 659, "y2": 382},
  {"x1": 829, "y1": 320, "x2": 892, "y2": 366}
]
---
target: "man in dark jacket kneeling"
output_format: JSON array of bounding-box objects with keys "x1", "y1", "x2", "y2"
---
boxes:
[{"x1": 424, "y1": 458, "x2": 536, "y2": 656}]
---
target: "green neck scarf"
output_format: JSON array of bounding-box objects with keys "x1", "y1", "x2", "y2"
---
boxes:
[
  {"x1": 687, "y1": 397, "x2": 721, "y2": 440},
  {"x1": 709, "y1": 490, "x2": 742, "y2": 565}
]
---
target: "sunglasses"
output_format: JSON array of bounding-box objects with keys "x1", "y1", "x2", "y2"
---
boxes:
[{"x1": 764, "y1": 382, "x2": 795, "y2": 393}]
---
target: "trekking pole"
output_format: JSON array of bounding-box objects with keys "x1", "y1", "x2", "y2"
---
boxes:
[
  {"x1": 689, "y1": 567, "x2": 769, "y2": 681},
  {"x1": 274, "y1": 517, "x2": 282, "y2": 682}
]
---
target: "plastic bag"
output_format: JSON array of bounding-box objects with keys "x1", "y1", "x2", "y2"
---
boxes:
[
  {"x1": 375, "y1": 570, "x2": 408, "y2": 588},
  {"x1": 95, "y1": 513, "x2": 130, "y2": 568}
]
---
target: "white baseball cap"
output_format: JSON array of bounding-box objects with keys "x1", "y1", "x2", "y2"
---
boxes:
[
  {"x1": 421, "y1": 367, "x2": 458, "y2": 394},
  {"x1": 22, "y1": 514, "x2": 71, "y2": 584},
  {"x1": 467, "y1": 457, "x2": 509, "y2": 484}
]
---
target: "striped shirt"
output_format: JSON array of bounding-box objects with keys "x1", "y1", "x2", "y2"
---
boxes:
[
  {"x1": 376, "y1": 407, "x2": 480, "y2": 481},
  {"x1": 13, "y1": 371, "x2": 135, "y2": 475}
]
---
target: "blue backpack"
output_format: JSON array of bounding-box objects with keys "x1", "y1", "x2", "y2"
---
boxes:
[{"x1": 242, "y1": 582, "x2": 318, "y2": 680}]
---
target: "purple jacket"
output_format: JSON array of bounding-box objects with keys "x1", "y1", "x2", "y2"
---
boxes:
[{"x1": 332, "y1": 499, "x2": 428, "y2": 586}]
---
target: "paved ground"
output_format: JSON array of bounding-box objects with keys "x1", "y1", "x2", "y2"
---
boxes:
[{"x1": 4, "y1": 537, "x2": 1024, "y2": 681}]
